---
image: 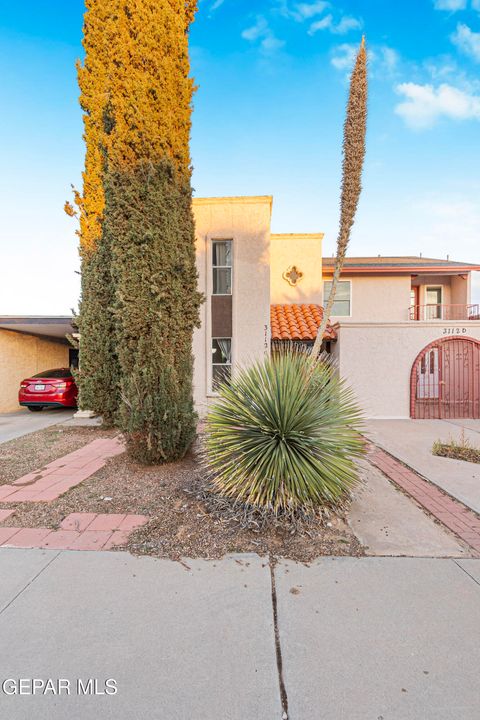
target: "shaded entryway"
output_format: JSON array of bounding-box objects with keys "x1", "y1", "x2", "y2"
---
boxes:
[{"x1": 411, "y1": 337, "x2": 480, "y2": 419}]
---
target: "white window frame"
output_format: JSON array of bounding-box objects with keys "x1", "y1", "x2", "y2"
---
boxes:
[
  {"x1": 211, "y1": 337, "x2": 232, "y2": 393},
  {"x1": 323, "y1": 279, "x2": 352, "y2": 318},
  {"x1": 212, "y1": 239, "x2": 233, "y2": 296}
]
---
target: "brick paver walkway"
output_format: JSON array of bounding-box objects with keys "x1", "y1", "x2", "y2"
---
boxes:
[
  {"x1": 369, "y1": 445, "x2": 480, "y2": 556},
  {"x1": 0, "y1": 512, "x2": 147, "y2": 551},
  {"x1": 0, "y1": 437, "x2": 124, "y2": 503}
]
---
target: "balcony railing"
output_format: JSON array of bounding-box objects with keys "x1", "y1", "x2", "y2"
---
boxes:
[{"x1": 409, "y1": 304, "x2": 480, "y2": 321}]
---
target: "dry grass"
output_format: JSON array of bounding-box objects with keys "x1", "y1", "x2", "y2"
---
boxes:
[
  {"x1": 0, "y1": 428, "x2": 364, "y2": 562},
  {"x1": 433, "y1": 436, "x2": 480, "y2": 465}
]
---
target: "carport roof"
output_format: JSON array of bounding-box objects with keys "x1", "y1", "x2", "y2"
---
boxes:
[{"x1": 0, "y1": 316, "x2": 74, "y2": 340}]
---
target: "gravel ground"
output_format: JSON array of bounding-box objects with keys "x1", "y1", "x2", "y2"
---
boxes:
[
  {"x1": 0, "y1": 427, "x2": 364, "y2": 562},
  {"x1": 0, "y1": 425, "x2": 117, "y2": 485}
]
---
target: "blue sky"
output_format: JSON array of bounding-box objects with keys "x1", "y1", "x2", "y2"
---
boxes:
[{"x1": 0, "y1": 0, "x2": 479, "y2": 313}]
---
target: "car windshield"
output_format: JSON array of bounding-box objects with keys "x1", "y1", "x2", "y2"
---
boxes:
[{"x1": 32, "y1": 369, "x2": 72, "y2": 379}]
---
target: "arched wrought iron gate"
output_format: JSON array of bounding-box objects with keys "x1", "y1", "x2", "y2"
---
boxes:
[{"x1": 411, "y1": 337, "x2": 480, "y2": 419}]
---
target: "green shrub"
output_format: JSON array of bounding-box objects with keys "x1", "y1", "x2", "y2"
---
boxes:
[
  {"x1": 204, "y1": 349, "x2": 365, "y2": 512},
  {"x1": 76, "y1": 241, "x2": 120, "y2": 425},
  {"x1": 105, "y1": 158, "x2": 202, "y2": 464}
]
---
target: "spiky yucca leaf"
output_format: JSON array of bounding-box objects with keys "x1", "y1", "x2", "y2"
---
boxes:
[{"x1": 204, "y1": 349, "x2": 364, "y2": 512}]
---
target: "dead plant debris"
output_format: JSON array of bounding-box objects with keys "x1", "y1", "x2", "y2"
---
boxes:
[{"x1": 0, "y1": 428, "x2": 365, "y2": 563}]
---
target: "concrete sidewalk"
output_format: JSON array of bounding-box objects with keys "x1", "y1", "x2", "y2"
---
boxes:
[
  {"x1": 365, "y1": 419, "x2": 480, "y2": 513},
  {"x1": 349, "y1": 461, "x2": 470, "y2": 557},
  {"x1": 0, "y1": 409, "x2": 74, "y2": 444},
  {"x1": 0, "y1": 549, "x2": 479, "y2": 719}
]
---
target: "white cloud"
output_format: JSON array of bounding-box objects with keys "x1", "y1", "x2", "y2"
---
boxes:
[
  {"x1": 433, "y1": 0, "x2": 467, "y2": 9},
  {"x1": 308, "y1": 13, "x2": 361, "y2": 35},
  {"x1": 381, "y1": 46, "x2": 400, "y2": 72},
  {"x1": 261, "y1": 35, "x2": 285, "y2": 52},
  {"x1": 293, "y1": 1, "x2": 329, "y2": 20},
  {"x1": 330, "y1": 43, "x2": 357, "y2": 69},
  {"x1": 241, "y1": 17, "x2": 269, "y2": 41},
  {"x1": 472, "y1": 0, "x2": 480, "y2": 10},
  {"x1": 308, "y1": 14, "x2": 333, "y2": 33},
  {"x1": 395, "y1": 82, "x2": 480, "y2": 129},
  {"x1": 330, "y1": 43, "x2": 398, "y2": 76},
  {"x1": 241, "y1": 16, "x2": 285, "y2": 54},
  {"x1": 333, "y1": 15, "x2": 362, "y2": 34},
  {"x1": 277, "y1": 1, "x2": 329, "y2": 21},
  {"x1": 210, "y1": 0, "x2": 225, "y2": 10},
  {"x1": 452, "y1": 23, "x2": 480, "y2": 61}
]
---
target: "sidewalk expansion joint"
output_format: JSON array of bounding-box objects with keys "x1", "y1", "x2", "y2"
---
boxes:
[
  {"x1": 453, "y1": 559, "x2": 480, "y2": 588},
  {"x1": 0, "y1": 550, "x2": 61, "y2": 617},
  {"x1": 269, "y1": 554, "x2": 289, "y2": 720}
]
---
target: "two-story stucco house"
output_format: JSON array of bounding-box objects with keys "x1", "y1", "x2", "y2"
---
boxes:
[
  {"x1": 1, "y1": 194, "x2": 479, "y2": 419},
  {"x1": 192, "y1": 195, "x2": 480, "y2": 420},
  {"x1": 323, "y1": 257, "x2": 480, "y2": 419}
]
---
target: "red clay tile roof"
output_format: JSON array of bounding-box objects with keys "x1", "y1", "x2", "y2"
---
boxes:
[{"x1": 270, "y1": 304, "x2": 337, "y2": 342}]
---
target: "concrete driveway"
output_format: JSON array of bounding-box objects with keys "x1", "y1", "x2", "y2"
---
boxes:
[
  {"x1": 0, "y1": 549, "x2": 479, "y2": 720},
  {"x1": 365, "y1": 419, "x2": 480, "y2": 513},
  {"x1": 0, "y1": 408, "x2": 75, "y2": 444}
]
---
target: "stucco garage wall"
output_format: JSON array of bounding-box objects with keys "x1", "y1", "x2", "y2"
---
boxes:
[
  {"x1": 0, "y1": 329, "x2": 69, "y2": 413},
  {"x1": 335, "y1": 321, "x2": 480, "y2": 418}
]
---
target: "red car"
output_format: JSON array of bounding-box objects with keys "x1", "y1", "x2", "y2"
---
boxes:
[{"x1": 18, "y1": 368, "x2": 78, "y2": 411}]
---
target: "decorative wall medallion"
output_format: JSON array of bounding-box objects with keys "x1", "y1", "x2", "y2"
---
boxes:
[{"x1": 283, "y1": 265, "x2": 304, "y2": 287}]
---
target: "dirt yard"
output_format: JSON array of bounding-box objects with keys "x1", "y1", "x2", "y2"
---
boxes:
[{"x1": 0, "y1": 426, "x2": 364, "y2": 562}]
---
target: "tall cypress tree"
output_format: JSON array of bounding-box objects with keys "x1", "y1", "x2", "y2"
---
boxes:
[
  {"x1": 104, "y1": 0, "x2": 201, "y2": 462},
  {"x1": 74, "y1": 0, "x2": 202, "y2": 457},
  {"x1": 72, "y1": 0, "x2": 121, "y2": 420},
  {"x1": 105, "y1": 158, "x2": 201, "y2": 462}
]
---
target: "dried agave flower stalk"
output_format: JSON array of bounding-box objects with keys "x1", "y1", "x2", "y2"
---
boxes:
[{"x1": 312, "y1": 37, "x2": 368, "y2": 356}]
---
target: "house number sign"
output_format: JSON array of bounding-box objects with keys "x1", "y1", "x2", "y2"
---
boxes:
[{"x1": 442, "y1": 327, "x2": 467, "y2": 335}]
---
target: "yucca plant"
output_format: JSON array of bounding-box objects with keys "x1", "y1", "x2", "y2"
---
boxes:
[{"x1": 204, "y1": 349, "x2": 364, "y2": 513}]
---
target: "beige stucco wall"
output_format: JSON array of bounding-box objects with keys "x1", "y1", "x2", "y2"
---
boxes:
[
  {"x1": 334, "y1": 321, "x2": 480, "y2": 418},
  {"x1": 328, "y1": 275, "x2": 412, "y2": 322},
  {"x1": 0, "y1": 329, "x2": 69, "y2": 413},
  {"x1": 270, "y1": 234, "x2": 323, "y2": 304},
  {"x1": 192, "y1": 196, "x2": 272, "y2": 416},
  {"x1": 451, "y1": 274, "x2": 470, "y2": 306}
]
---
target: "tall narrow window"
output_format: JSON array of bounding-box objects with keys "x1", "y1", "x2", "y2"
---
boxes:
[
  {"x1": 323, "y1": 280, "x2": 351, "y2": 316},
  {"x1": 212, "y1": 338, "x2": 232, "y2": 390},
  {"x1": 212, "y1": 240, "x2": 232, "y2": 295}
]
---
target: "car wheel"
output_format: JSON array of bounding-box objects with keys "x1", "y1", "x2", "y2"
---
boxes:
[{"x1": 27, "y1": 406, "x2": 44, "y2": 412}]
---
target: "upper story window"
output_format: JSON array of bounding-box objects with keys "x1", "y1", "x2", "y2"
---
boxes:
[
  {"x1": 323, "y1": 280, "x2": 351, "y2": 316},
  {"x1": 212, "y1": 240, "x2": 232, "y2": 295}
]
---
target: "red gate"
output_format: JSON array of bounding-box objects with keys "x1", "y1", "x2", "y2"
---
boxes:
[{"x1": 410, "y1": 337, "x2": 480, "y2": 419}]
